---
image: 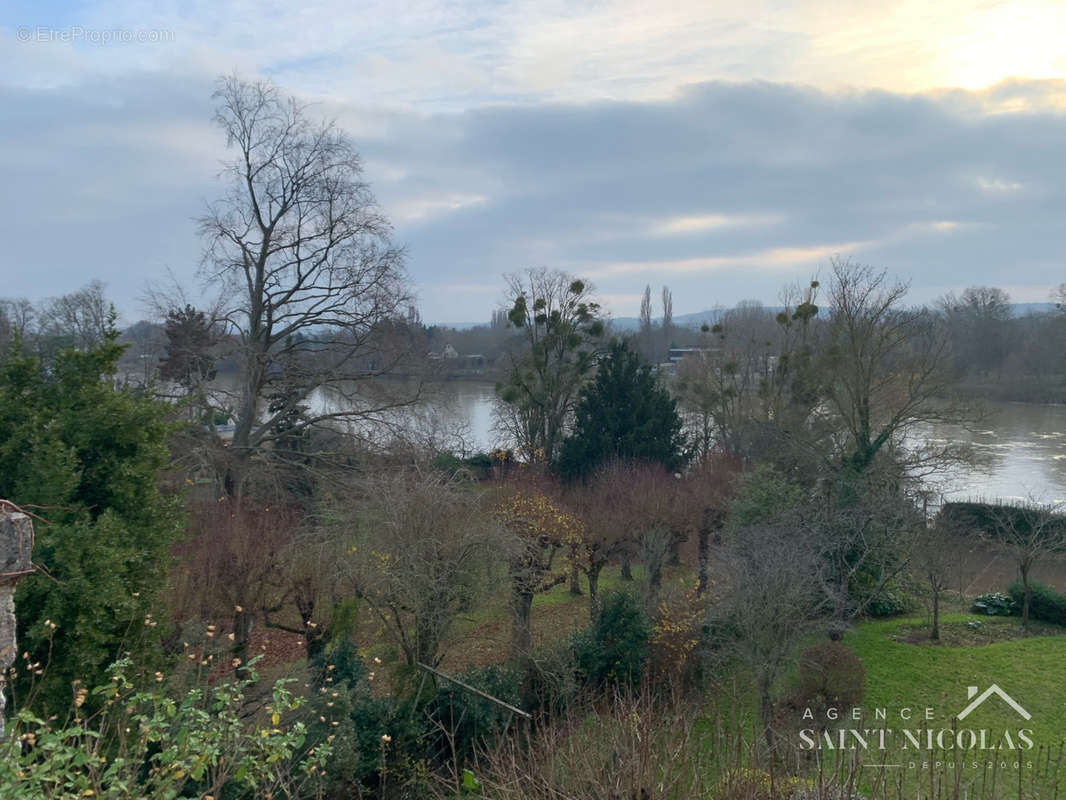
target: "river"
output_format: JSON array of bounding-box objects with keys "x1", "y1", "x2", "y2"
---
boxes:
[
  {"x1": 913, "y1": 401, "x2": 1066, "y2": 504},
  {"x1": 409, "y1": 385, "x2": 1066, "y2": 504}
]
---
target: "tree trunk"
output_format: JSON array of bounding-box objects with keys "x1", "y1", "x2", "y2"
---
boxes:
[
  {"x1": 697, "y1": 524, "x2": 711, "y2": 597},
  {"x1": 416, "y1": 614, "x2": 439, "y2": 667},
  {"x1": 568, "y1": 555, "x2": 582, "y2": 595},
  {"x1": 648, "y1": 559, "x2": 663, "y2": 604},
  {"x1": 621, "y1": 550, "x2": 633, "y2": 581},
  {"x1": 587, "y1": 565, "x2": 602, "y2": 622},
  {"x1": 667, "y1": 532, "x2": 682, "y2": 568},
  {"x1": 510, "y1": 588, "x2": 534, "y2": 663},
  {"x1": 227, "y1": 349, "x2": 264, "y2": 496},
  {"x1": 930, "y1": 591, "x2": 940, "y2": 641},
  {"x1": 759, "y1": 679, "x2": 776, "y2": 753},
  {"x1": 1021, "y1": 571, "x2": 1032, "y2": 628},
  {"x1": 232, "y1": 608, "x2": 256, "y2": 675}
]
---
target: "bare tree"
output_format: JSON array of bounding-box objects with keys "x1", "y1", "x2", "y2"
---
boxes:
[
  {"x1": 36, "y1": 281, "x2": 114, "y2": 357},
  {"x1": 915, "y1": 516, "x2": 959, "y2": 641},
  {"x1": 807, "y1": 468, "x2": 924, "y2": 636},
  {"x1": 987, "y1": 500, "x2": 1066, "y2": 627},
  {"x1": 937, "y1": 285, "x2": 1012, "y2": 376},
  {"x1": 494, "y1": 268, "x2": 603, "y2": 463},
  {"x1": 822, "y1": 258, "x2": 966, "y2": 475},
  {"x1": 0, "y1": 298, "x2": 35, "y2": 353},
  {"x1": 566, "y1": 460, "x2": 653, "y2": 618},
  {"x1": 173, "y1": 499, "x2": 298, "y2": 671},
  {"x1": 681, "y1": 455, "x2": 735, "y2": 597},
  {"x1": 673, "y1": 290, "x2": 817, "y2": 464},
  {"x1": 198, "y1": 75, "x2": 413, "y2": 493},
  {"x1": 343, "y1": 470, "x2": 501, "y2": 667},
  {"x1": 715, "y1": 525, "x2": 827, "y2": 751},
  {"x1": 578, "y1": 459, "x2": 686, "y2": 607}
]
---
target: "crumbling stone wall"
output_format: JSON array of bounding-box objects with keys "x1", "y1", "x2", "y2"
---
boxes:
[{"x1": 0, "y1": 510, "x2": 34, "y2": 738}]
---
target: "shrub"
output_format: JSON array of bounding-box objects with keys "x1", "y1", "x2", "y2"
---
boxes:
[
  {"x1": 649, "y1": 583, "x2": 705, "y2": 684},
  {"x1": 572, "y1": 590, "x2": 651, "y2": 691},
  {"x1": 430, "y1": 663, "x2": 523, "y2": 768},
  {"x1": 301, "y1": 640, "x2": 433, "y2": 798},
  {"x1": 727, "y1": 465, "x2": 805, "y2": 531},
  {"x1": 1007, "y1": 580, "x2": 1066, "y2": 626},
  {"x1": 794, "y1": 642, "x2": 865, "y2": 719},
  {"x1": 521, "y1": 640, "x2": 579, "y2": 716},
  {"x1": 941, "y1": 502, "x2": 1066, "y2": 545},
  {"x1": 717, "y1": 768, "x2": 807, "y2": 800},
  {"x1": 971, "y1": 591, "x2": 1016, "y2": 616},
  {"x1": 865, "y1": 586, "x2": 913, "y2": 618},
  {"x1": 0, "y1": 658, "x2": 329, "y2": 800}
]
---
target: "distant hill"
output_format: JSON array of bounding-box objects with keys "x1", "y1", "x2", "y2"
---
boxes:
[
  {"x1": 608, "y1": 307, "x2": 778, "y2": 332},
  {"x1": 431, "y1": 302, "x2": 1058, "y2": 331},
  {"x1": 605, "y1": 302, "x2": 1058, "y2": 332},
  {"x1": 1009, "y1": 302, "x2": 1057, "y2": 317}
]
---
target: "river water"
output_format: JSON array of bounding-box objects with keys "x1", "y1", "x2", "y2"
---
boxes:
[
  {"x1": 411, "y1": 385, "x2": 1066, "y2": 504},
  {"x1": 913, "y1": 401, "x2": 1066, "y2": 504}
]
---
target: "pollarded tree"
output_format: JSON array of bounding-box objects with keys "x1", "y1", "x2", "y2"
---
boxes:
[
  {"x1": 198, "y1": 75, "x2": 413, "y2": 493},
  {"x1": 495, "y1": 268, "x2": 604, "y2": 464},
  {"x1": 556, "y1": 339, "x2": 687, "y2": 481},
  {"x1": 494, "y1": 486, "x2": 583, "y2": 662}
]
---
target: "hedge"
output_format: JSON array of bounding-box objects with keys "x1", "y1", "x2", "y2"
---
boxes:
[{"x1": 1006, "y1": 579, "x2": 1066, "y2": 626}]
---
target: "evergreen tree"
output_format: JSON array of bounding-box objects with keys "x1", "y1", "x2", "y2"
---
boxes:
[
  {"x1": 556, "y1": 339, "x2": 687, "y2": 480},
  {"x1": 159, "y1": 304, "x2": 217, "y2": 391},
  {"x1": 0, "y1": 329, "x2": 181, "y2": 713}
]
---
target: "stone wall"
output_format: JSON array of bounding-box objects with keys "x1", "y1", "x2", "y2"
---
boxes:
[{"x1": 0, "y1": 510, "x2": 34, "y2": 738}]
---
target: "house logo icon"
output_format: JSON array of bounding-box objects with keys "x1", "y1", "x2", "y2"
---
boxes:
[{"x1": 957, "y1": 684, "x2": 1031, "y2": 721}]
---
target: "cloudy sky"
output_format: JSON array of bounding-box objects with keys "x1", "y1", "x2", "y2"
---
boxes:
[{"x1": 2, "y1": 1, "x2": 1064, "y2": 324}]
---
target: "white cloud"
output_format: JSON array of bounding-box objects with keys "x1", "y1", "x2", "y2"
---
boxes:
[
  {"x1": 388, "y1": 192, "x2": 488, "y2": 224},
  {"x1": 583, "y1": 241, "x2": 871, "y2": 280},
  {"x1": 650, "y1": 213, "x2": 784, "y2": 237},
  {"x1": 976, "y1": 176, "x2": 1023, "y2": 194},
  {"x1": 4, "y1": 0, "x2": 1066, "y2": 109}
]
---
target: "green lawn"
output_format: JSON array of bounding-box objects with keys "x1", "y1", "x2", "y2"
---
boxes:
[{"x1": 832, "y1": 612, "x2": 1066, "y2": 798}]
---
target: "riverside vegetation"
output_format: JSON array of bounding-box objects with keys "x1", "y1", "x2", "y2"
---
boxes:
[{"x1": 1, "y1": 76, "x2": 1065, "y2": 800}]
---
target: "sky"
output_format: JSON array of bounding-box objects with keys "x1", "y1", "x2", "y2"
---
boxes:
[{"x1": 2, "y1": 0, "x2": 1064, "y2": 324}]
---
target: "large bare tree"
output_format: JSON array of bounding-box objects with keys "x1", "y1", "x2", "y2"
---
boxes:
[
  {"x1": 494, "y1": 268, "x2": 603, "y2": 464},
  {"x1": 198, "y1": 75, "x2": 414, "y2": 492},
  {"x1": 821, "y1": 258, "x2": 967, "y2": 476}
]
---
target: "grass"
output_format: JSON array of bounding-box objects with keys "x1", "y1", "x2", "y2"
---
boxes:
[
  {"x1": 825, "y1": 610, "x2": 1066, "y2": 798},
  {"x1": 194, "y1": 559, "x2": 1066, "y2": 798},
  {"x1": 438, "y1": 563, "x2": 651, "y2": 671}
]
